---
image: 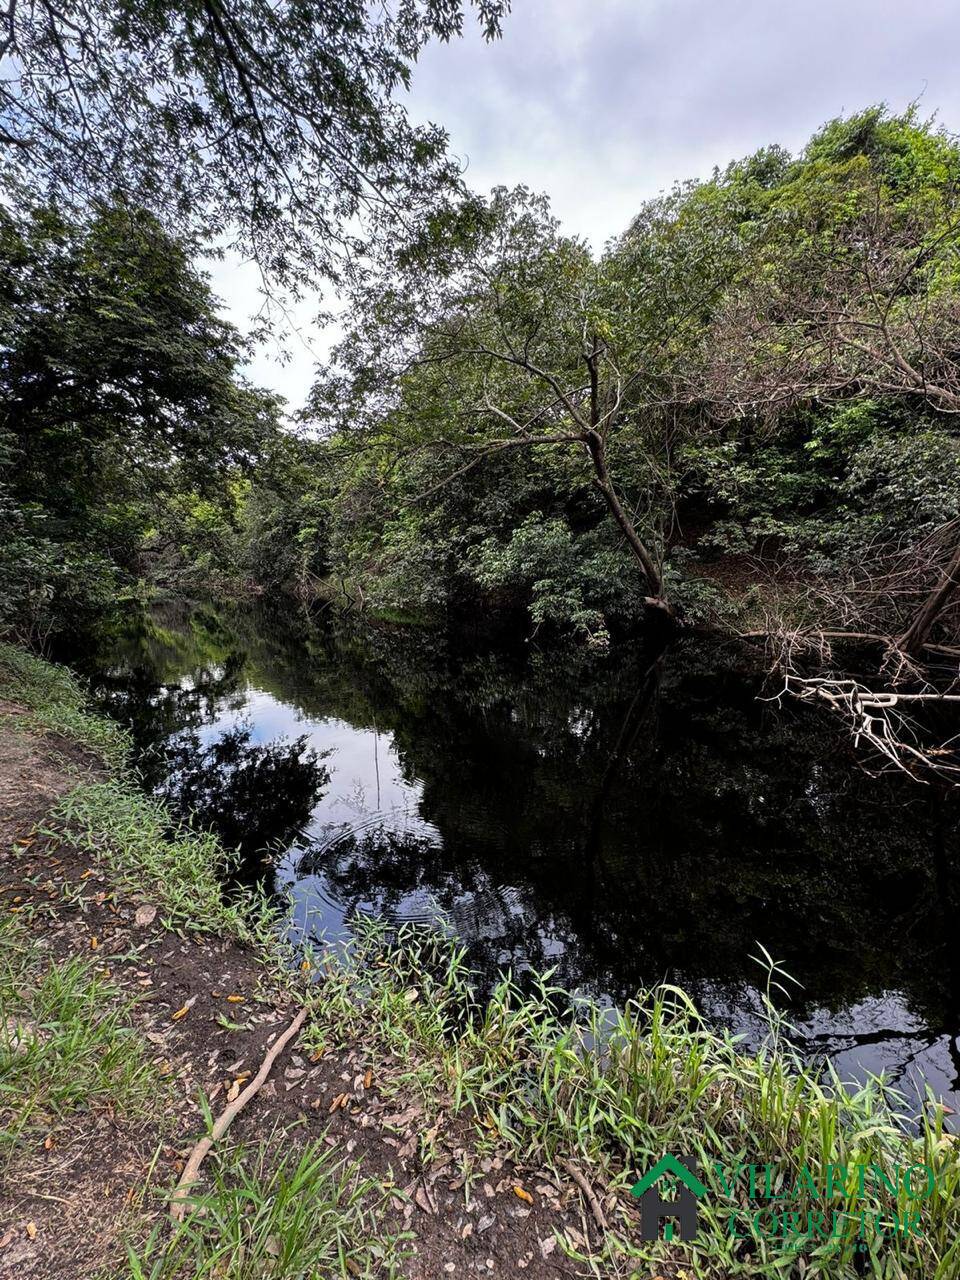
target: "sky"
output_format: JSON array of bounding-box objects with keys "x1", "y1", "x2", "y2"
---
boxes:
[{"x1": 216, "y1": 0, "x2": 960, "y2": 410}]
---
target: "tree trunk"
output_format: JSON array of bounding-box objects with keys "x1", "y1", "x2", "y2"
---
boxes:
[
  {"x1": 582, "y1": 429, "x2": 669, "y2": 607},
  {"x1": 898, "y1": 536, "x2": 960, "y2": 655}
]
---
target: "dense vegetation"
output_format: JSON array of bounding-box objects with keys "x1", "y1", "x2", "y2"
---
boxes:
[
  {"x1": 309, "y1": 107, "x2": 960, "y2": 656},
  {"x1": 4, "y1": 12, "x2": 960, "y2": 1272},
  {"x1": 7, "y1": 107, "x2": 960, "y2": 667},
  {"x1": 0, "y1": 104, "x2": 955, "y2": 652},
  {"x1": 0, "y1": 201, "x2": 283, "y2": 637}
]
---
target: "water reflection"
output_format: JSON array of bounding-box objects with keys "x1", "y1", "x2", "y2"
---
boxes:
[
  {"x1": 158, "y1": 725, "x2": 330, "y2": 888},
  {"x1": 68, "y1": 597, "x2": 960, "y2": 1112}
]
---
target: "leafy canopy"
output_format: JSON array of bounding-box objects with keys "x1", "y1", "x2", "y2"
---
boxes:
[
  {"x1": 0, "y1": 200, "x2": 282, "y2": 633},
  {"x1": 0, "y1": 0, "x2": 509, "y2": 293}
]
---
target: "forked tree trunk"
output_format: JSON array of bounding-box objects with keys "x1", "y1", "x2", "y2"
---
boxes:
[{"x1": 898, "y1": 537, "x2": 960, "y2": 655}]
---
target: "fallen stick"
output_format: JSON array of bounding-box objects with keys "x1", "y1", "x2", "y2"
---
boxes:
[
  {"x1": 169, "y1": 1006, "x2": 309, "y2": 1222},
  {"x1": 560, "y1": 1157, "x2": 608, "y2": 1235}
]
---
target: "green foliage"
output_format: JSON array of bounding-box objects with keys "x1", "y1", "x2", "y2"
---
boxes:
[
  {"x1": 309, "y1": 920, "x2": 960, "y2": 1279},
  {"x1": 0, "y1": 640, "x2": 131, "y2": 768},
  {"x1": 470, "y1": 513, "x2": 631, "y2": 641},
  {"x1": 301, "y1": 107, "x2": 960, "y2": 639},
  {"x1": 128, "y1": 1138, "x2": 408, "y2": 1279},
  {"x1": 1, "y1": 0, "x2": 509, "y2": 294},
  {"x1": 8, "y1": 104, "x2": 960, "y2": 644},
  {"x1": 0, "y1": 202, "x2": 282, "y2": 638},
  {"x1": 238, "y1": 437, "x2": 333, "y2": 593},
  {"x1": 53, "y1": 781, "x2": 256, "y2": 939}
]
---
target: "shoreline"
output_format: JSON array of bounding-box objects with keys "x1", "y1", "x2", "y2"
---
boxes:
[{"x1": 1, "y1": 642, "x2": 959, "y2": 1279}]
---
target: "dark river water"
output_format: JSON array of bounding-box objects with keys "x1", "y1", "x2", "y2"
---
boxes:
[{"x1": 67, "y1": 597, "x2": 960, "y2": 1113}]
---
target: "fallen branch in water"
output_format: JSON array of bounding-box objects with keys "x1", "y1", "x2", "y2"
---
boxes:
[
  {"x1": 169, "y1": 1006, "x2": 309, "y2": 1222},
  {"x1": 769, "y1": 673, "x2": 960, "y2": 783}
]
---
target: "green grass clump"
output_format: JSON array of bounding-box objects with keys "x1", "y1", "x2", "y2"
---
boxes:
[
  {"x1": 0, "y1": 914, "x2": 156, "y2": 1156},
  {"x1": 0, "y1": 640, "x2": 131, "y2": 770},
  {"x1": 0, "y1": 642, "x2": 278, "y2": 943},
  {"x1": 127, "y1": 1138, "x2": 409, "y2": 1279},
  {"x1": 51, "y1": 781, "x2": 256, "y2": 939},
  {"x1": 308, "y1": 921, "x2": 960, "y2": 1279}
]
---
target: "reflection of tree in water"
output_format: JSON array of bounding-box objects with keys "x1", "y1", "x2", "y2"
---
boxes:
[
  {"x1": 290, "y1": 624, "x2": 960, "y2": 1040},
  {"x1": 69, "y1": 600, "x2": 254, "y2": 788},
  {"x1": 298, "y1": 822, "x2": 581, "y2": 984},
  {"x1": 72, "y1": 595, "x2": 960, "y2": 1091},
  {"x1": 160, "y1": 726, "x2": 330, "y2": 887}
]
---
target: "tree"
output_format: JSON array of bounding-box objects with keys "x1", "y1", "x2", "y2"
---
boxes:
[
  {"x1": 0, "y1": 200, "x2": 282, "y2": 634},
  {"x1": 0, "y1": 0, "x2": 508, "y2": 295},
  {"x1": 314, "y1": 187, "x2": 726, "y2": 626},
  {"x1": 700, "y1": 108, "x2": 960, "y2": 654}
]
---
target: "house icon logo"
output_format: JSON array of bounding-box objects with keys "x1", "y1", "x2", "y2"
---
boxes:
[{"x1": 630, "y1": 1154, "x2": 707, "y2": 1241}]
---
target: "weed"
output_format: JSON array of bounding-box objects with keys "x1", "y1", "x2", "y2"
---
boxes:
[
  {"x1": 0, "y1": 914, "x2": 156, "y2": 1156},
  {"x1": 306, "y1": 920, "x2": 960, "y2": 1279},
  {"x1": 0, "y1": 640, "x2": 131, "y2": 770},
  {"x1": 50, "y1": 781, "x2": 254, "y2": 939},
  {"x1": 126, "y1": 1136, "x2": 410, "y2": 1279}
]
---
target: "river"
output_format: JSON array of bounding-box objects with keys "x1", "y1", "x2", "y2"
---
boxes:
[{"x1": 65, "y1": 595, "x2": 960, "y2": 1114}]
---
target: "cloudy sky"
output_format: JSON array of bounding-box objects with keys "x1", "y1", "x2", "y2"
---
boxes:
[{"x1": 220, "y1": 0, "x2": 960, "y2": 409}]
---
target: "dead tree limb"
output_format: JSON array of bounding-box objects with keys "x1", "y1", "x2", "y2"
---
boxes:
[
  {"x1": 769, "y1": 672, "x2": 960, "y2": 783},
  {"x1": 560, "y1": 1157, "x2": 608, "y2": 1235},
  {"x1": 169, "y1": 1006, "x2": 309, "y2": 1222}
]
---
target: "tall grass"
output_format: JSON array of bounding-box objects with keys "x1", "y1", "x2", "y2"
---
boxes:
[
  {"x1": 0, "y1": 639, "x2": 130, "y2": 770},
  {"x1": 51, "y1": 780, "x2": 259, "y2": 939},
  {"x1": 308, "y1": 920, "x2": 960, "y2": 1279},
  {"x1": 126, "y1": 1138, "x2": 410, "y2": 1279}
]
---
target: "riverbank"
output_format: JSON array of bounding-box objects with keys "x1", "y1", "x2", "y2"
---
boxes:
[{"x1": 2, "y1": 642, "x2": 960, "y2": 1280}]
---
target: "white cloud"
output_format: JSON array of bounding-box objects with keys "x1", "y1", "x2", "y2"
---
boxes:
[{"x1": 219, "y1": 0, "x2": 960, "y2": 407}]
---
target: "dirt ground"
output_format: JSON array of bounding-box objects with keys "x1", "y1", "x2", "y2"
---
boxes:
[{"x1": 0, "y1": 709, "x2": 633, "y2": 1279}]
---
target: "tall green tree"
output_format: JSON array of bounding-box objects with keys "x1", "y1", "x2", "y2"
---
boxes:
[
  {"x1": 0, "y1": 201, "x2": 281, "y2": 635},
  {"x1": 313, "y1": 186, "x2": 727, "y2": 629},
  {"x1": 0, "y1": 0, "x2": 509, "y2": 293},
  {"x1": 311, "y1": 109, "x2": 960, "y2": 657},
  {"x1": 694, "y1": 108, "x2": 960, "y2": 652}
]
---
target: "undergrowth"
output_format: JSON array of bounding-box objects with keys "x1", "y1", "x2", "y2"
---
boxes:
[
  {"x1": 126, "y1": 1138, "x2": 410, "y2": 1280},
  {"x1": 0, "y1": 640, "x2": 283, "y2": 945},
  {"x1": 0, "y1": 914, "x2": 156, "y2": 1159},
  {"x1": 0, "y1": 640, "x2": 130, "y2": 770},
  {"x1": 50, "y1": 780, "x2": 260, "y2": 940},
  {"x1": 307, "y1": 920, "x2": 960, "y2": 1279}
]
